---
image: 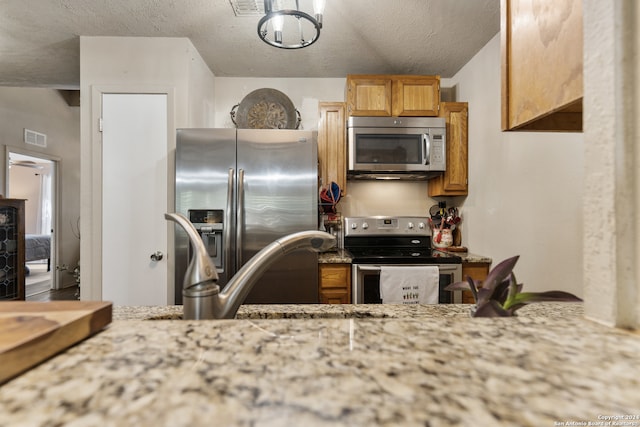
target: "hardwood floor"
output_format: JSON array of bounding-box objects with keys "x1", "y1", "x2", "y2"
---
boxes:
[
  {"x1": 25, "y1": 262, "x2": 80, "y2": 302},
  {"x1": 26, "y1": 286, "x2": 80, "y2": 302}
]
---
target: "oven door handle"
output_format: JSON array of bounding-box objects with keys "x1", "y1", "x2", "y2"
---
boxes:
[
  {"x1": 355, "y1": 265, "x2": 383, "y2": 272},
  {"x1": 356, "y1": 264, "x2": 459, "y2": 272}
]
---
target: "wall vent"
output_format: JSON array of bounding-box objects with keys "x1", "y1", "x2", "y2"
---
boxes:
[
  {"x1": 229, "y1": 0, "x2": 264, "y2": 16},
  {"x1": 24, "y1": 129, "x2": 47, "y2": 148}
]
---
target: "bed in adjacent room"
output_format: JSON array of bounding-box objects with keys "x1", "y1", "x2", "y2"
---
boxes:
[{"x1": 25, "y1": 234, "x2": 51, "y2": 273}]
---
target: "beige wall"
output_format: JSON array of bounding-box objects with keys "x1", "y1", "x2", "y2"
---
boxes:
[
  {"x1": 213, "y1": 77, "x2": 442, "y2": 217},
  {"x1": 0, "y1": 87, "x2": 81, "y2": 287},
  {"x1": 214, "y1": 66, "x2": 586, "y2": 300},
  {"x1": 79, "y1": 36, "x2": 216, "y2": 301},
  {"x1": 213, "y1": 77, "x2": 345, "y2": 130},
  {"x1": 8, "y1": 163, "x2": 52, "y2": 234},
  {"x1": 447, "y1": 34, "x2": 585, "y2": 297}
]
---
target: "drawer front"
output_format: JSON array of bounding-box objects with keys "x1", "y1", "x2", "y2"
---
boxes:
[{"x1": 320, "y1": 265, "x2": 350, "y2": 289}]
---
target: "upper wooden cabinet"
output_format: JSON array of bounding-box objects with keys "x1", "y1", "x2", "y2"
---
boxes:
[
  {"x1": 501, "y1": 0, "x2": 583, "y2": 131},
  {"x1": 317, "y1": 102, "x2": 347, "y2": 195},
  {"x1": 346, "y1": 74, "x2": 440, "y2": 117},
  {"x1": 429, "y1": 102, "x2": 468, "y2": 197}
]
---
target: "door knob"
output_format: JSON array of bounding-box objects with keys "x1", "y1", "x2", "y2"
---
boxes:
[{"x1": 150, "y1": 251, "x2": 164, "y2": 262}]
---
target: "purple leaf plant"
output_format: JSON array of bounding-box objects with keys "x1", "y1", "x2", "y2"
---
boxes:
[{"x1": 445, "y1": 255, "x2": 582, "y2": 317}]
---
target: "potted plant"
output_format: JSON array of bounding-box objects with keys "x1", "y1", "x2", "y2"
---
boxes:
[{"x1": 445, "y1": 255, "x2": 582, "y2": 317}]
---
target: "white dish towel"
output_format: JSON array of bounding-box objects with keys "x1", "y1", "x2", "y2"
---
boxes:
[{"x1": 379, "y1": 266, "x2": 440, "y2": 304}]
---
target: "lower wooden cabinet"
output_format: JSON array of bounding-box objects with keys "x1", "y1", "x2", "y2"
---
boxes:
[
  {"x1": 319, "y1": 264, "x2": 351, "y2": 304},
  {"x1": 461, "y1": 262, "x2": 491, "y2": 304}
]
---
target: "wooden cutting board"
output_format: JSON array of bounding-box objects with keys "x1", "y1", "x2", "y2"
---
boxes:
[{"x1": 0, "y1": 301, "x2": 112, "y2": 384}]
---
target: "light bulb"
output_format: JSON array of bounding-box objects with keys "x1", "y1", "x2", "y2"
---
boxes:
[
  {"x1": 271, "y1": 14, "x2": 283, "y2": 44},
  {"x1": 313, "y1": 0, "x2": 326, "y2": 15},
  {"x1": 313, "y1": 0, "x2": 325, "y2": 28}
]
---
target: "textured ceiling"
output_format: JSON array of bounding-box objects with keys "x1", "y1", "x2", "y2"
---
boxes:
[{"x1": 0, "y1": 0, "x2": 500, "y2": 89}]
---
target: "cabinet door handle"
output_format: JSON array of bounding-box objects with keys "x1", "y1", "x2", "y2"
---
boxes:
[{"x1": 150, "y1": 251, "x2": 163, "y2": 262}]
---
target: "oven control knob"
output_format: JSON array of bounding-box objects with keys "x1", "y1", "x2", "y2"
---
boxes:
[
  {"x1": 407, "y1": 222, "x2": 414, "y2": 229},
  {"x1": 418, "y1": 222, "x2": 425, "y2": 229},
  {"x1": 362, "y1": 222, "x2": 369, "y2": 229},
  {"x1": 351, "y1": 223, "x2": 357, "y2": 229}
]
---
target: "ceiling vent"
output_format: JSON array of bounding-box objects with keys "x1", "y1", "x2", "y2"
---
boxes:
[
  {"x1": 229, "y1": 0, "x2": 264, "y2": 16},
  {"x1": 24, "y1": 129, "x2": 47, "y2": 148}
]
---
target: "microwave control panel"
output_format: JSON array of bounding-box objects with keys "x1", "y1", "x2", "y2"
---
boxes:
[{"x1": 431, "y1": 134, "x2": 444, "y2": 165}]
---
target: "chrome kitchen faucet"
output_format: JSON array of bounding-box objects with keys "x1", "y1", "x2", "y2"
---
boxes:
[{"x1": 165, "y1": 213, "x2": 336, "y2": 319}]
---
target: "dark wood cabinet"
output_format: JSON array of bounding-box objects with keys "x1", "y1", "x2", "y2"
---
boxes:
[{"x1": 0, "y1": 199, "x2": 26, "y2": 301}]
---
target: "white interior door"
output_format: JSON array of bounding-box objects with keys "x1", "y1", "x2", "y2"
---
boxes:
[{"x1": 101, "y1": 93, "x2": 168, "y2": 305}]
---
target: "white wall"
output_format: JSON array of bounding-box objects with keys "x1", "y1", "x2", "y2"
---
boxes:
[
  {"x1": 447, "y1": 34, "x2": 585, "y2": 297},
  {"x1": 0, "y1": 87, "x2": 81, "y2": 287}
]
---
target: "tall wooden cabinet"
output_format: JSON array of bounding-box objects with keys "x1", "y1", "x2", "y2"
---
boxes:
[
  {"x1": 346, "y1": 75, "x2": 440, "y2": 117},
  {"x1": 501, "y1": 0, "x2": 583, "y2": 131},
  {"x1": 429, "y1": 102, "x2": 469, "y2": 196},
  {"x1": 317, "y1": 102, "x2": 347, "y2": 195},
  {"x1": 0, "y1": 199, "x2": 26, "y2": 301}
]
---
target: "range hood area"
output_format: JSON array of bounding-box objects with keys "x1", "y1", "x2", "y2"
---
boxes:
[{"x1": 347, "y1": 171, "x2": 442, "y2": 181}]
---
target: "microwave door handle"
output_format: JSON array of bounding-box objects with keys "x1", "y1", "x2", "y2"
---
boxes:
[{"x1": 422, "y1": 133, "x2": 431, "y2": 165}]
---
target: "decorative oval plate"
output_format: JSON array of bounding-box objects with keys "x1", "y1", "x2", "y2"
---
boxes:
[{"x1": 233, "y1": 88, "x2": 298, "y2": 129}]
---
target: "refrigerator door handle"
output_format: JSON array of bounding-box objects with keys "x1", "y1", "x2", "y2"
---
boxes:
[
  {"x1": 236, "y1": 168, "x2": 245, "y2": 268},
  {"x1": 225, "y1": 168, "x2": 235, "y2": 276}
]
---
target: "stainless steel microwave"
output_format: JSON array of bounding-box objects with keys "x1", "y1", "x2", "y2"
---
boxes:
[{"x1": 347, "y1": 116, "x2": 446, "y2": 180}]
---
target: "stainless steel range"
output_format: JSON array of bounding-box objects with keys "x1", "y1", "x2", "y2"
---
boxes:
[{"x1": 344, "y1": 216, "x2": 462, "y2": 304}]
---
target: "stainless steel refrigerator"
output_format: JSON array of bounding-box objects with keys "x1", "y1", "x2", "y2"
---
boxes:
[{"x1": 174, "y1": 128, "x2": 319, "y2": 305}]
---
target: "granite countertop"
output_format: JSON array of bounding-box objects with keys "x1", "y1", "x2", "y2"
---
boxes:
[
  {"x1": 456, "y1": 252, "x2": 492, "y2": 264},
  {"x1": 319, "y1": 249, "x2": 492, "y2": 264},
  {"x1": 318, "y1": 249, "x2": 352, "y2": 263},
  {"x1": 2, "y1": 303, "x2": 639, "y2": 427}
]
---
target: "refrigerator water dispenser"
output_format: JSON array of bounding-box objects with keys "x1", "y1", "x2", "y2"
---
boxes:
[{"x1": 188, "y1": 209, "x2": 223, "y2": 270}]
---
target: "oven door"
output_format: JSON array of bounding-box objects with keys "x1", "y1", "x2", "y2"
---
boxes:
[{"x1": 352, "y1": 263, "x2": 462, "y2": 304}]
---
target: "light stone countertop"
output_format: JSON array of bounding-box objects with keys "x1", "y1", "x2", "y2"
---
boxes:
[
  {"x1": 318, "y1": 249, "x2": 352, "y2": 264},
  {"x1": 2, "y1": 303, "x2": 639, "y2": 427},
  {"x1": 319, "y1": 249, "x2": 492, "y2": 264},
  {"x1": 456, "y1": 252, "x2": 493, "y2": 264}
]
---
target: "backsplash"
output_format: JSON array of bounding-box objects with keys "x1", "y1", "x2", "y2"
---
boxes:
[{"x1": 338, "y1": 181, "x2": 437, "y2": 218}]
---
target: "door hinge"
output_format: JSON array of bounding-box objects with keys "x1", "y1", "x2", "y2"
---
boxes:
[{"x1": 98, "y1": 118, "x2": 103, "y2": 132}]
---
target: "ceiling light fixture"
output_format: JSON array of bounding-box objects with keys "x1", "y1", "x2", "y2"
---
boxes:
[{"x1": 257, "y1": 0, "x2": 325, "y2": 49}]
